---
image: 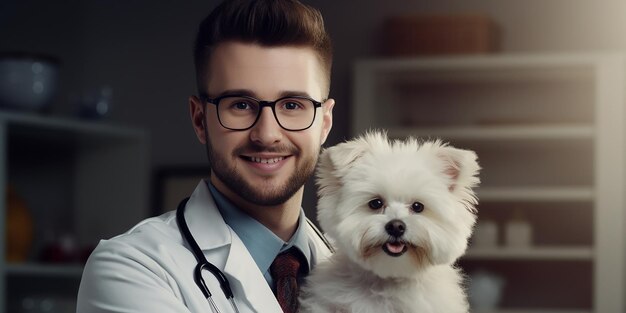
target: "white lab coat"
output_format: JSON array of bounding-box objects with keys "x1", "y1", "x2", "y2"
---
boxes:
[{"x1": 76, "y1": 181, "x2": 332, "y2": 313}]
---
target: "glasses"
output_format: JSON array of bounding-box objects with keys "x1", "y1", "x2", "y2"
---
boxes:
[{"x1": 201, "y1": 94, "x2": 323, "y2": 131}]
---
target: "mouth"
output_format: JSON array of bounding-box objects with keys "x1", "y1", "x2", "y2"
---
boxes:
[
  {"x1": 382, "y1": 240, "x2": 408, "y2": 257},
  {"x1": 241, "y1": 155, "x2": 288, "y2": 164},
  {"x1": 239, "y1": 154, "x2": 292, "y2": 174}
]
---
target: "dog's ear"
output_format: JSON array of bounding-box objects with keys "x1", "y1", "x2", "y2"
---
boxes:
[
  {"x1": 321, "y1": 130, "x2": 387, "y2": 173},
  {"x1": 316, "y1": 137, "x2": 368, "y2": 195},
  {"x1": 425, "y1": 141, "x2": 480, "y2": 206},
  {"x1": 325, "y1": 140, "x2": 367, "y2": 170},
  {"x1": 317, "y1": 130, "x2": 388, "y2": 197}
]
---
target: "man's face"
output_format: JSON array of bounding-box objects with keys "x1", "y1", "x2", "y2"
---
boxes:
[{"x1": 191, "y1": 42, "x2": 334, "y2": 207}]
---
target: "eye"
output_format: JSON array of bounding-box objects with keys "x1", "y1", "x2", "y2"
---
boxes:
[
  {"x1": 284, "y1": 101, "x2": 300, "y2": 110},
  {"x1": 222, "y1": 97, "x2": 257, "y2": 111},
  {"x1": 281, "y1": 100, "x2": 304, "y2": 111},
  {"x1": 233, "y1": 101, "x2": 252, "y2": 110},
  {"x1": 368, "y1": 198, "x2": 384, "y2": 210},
  {"x1": 411, "y1": 202, "x2": 424, "y2": 213}
]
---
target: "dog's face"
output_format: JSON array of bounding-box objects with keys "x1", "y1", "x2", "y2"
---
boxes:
[{"x1": 316, "y1": 131, "x2": 480, "y2": 278}]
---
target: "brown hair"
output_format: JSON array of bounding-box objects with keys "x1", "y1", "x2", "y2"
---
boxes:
[{"x1": 193, "y1": 0, "x2": 333, "y2": 97}]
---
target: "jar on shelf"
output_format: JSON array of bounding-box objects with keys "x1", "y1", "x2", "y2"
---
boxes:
[{"x1": 504, "y1": 208, "x2": 533, "y2": 248}]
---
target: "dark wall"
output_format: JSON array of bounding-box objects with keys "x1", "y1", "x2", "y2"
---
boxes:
[{"x1": 3, "y1": 0, "x2": 626, "y2": 215}]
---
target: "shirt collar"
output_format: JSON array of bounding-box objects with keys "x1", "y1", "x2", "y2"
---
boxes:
[{"x1": 207, "y1": 181, "x2": 311, "y2": 276}]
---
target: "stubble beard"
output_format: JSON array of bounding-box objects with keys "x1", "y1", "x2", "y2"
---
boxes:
[{"x1": 206, "y1": 139, "x2": 318, "y2": 206}]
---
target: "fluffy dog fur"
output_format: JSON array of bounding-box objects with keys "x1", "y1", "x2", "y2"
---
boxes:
[{"x1": 300, "y1": 131, "x2": 480, "y2": 313}]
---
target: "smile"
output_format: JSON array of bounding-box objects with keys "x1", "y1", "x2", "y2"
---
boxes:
[
  {"x1": 247, "y1": 156, "x2": 285, "y2": 164},
  {"x1": 382, "y1": 240, "x2": 408, "y2": 257}
]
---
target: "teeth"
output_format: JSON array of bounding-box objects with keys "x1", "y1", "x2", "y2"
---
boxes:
[{"x1": 250, "y1": 156, "x2": 284, "y2": 164}]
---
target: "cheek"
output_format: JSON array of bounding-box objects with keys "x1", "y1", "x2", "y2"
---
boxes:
[
  {"x1": 207, "y1": 128, "x2": 243, "y2": 156},
  {"x1": 206, "y1": 116, "x2": 224, "y2": 141},
  {"x1": 338, "y1": 207, "x2": 384, "y2": 238},
  {"x1": 291, "y1": 131, "x2": 322, "y2": 155},
  {"x1": 309, "y1": 114, "x2": 328, "y2": 140}
]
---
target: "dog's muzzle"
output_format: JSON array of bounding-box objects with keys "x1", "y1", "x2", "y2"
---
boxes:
[{"x1": 383, "y1": 219, "x2": 408, "y2": 257}]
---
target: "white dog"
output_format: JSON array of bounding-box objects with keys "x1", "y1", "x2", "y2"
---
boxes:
[{"x1": 300, "y1": 131, "x2": 480, "y2": 313}]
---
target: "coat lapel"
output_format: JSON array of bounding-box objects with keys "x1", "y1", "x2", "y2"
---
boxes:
[{"x1": 224, "y1": 234, "x2": 283, "y2": 312}]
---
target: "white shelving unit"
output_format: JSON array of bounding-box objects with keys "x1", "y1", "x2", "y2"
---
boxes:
[
  {"x1": 0, "y1": 111, "x2": 150, "y2": 313},
  {"x1": 352, "y1": 53, "x2": 626, "y2": 313}
]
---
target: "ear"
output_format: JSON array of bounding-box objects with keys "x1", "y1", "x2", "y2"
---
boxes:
[
  {"x1": 189, "y1": 95, "x2": 207, "y2": 144},
  {"x1": 430, "y1": 141, "x2": 481, "y2": 205},
  {"x1": 316, "y1": 137, "x2": 367, "y2": 199},
  {"x1": 319, "y1": 98, "x2": 335, "y2": 145},
  {"x1": 316, "y1": 130, "x2": 388, "y2": 197}
]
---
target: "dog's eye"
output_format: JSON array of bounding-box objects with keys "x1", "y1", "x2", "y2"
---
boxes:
[
  {"x1": 411, "y1": 202, "x2": 425, "y2": 213},
  {"x1": 368, "y1": 199, "x2": 384, "y2": 210}
]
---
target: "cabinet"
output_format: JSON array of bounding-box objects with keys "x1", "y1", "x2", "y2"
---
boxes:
[
  {"x1": 352, "y1": 53, "x2": 626, "y2": 313},
  {"x1": 0, "y1": 111, "x2": 149, "y2": 313}
]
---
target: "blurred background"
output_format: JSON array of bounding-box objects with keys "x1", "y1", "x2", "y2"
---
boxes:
[{"x1": 2, "y1": 0, "x2": 626, "y2": 312}]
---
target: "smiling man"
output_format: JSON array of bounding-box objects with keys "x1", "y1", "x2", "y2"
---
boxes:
[
  {"x1": 77, "y1": 1, "x2": 335, "y2": 312},
  {"x1": 191, "y1": 42, "x2": 333, "y2": 241}
]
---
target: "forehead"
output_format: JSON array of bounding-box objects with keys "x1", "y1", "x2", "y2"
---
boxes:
[{"x1": 206, "y1": 41, "x2": 324, "y2": 100}]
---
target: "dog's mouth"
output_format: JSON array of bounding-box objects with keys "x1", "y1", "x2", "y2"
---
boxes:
[{"x1": 382, "y1": 240, "x2": 408, "y2": 257}]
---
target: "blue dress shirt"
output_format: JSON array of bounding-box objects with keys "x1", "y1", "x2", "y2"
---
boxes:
[{"x1": 207, "y1": 181, "x2": 312, "y2": 288}]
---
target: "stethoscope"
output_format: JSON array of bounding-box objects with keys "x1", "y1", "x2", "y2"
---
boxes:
[{"x1": 176, "y1": 196, "x2": 334, "y2": 313}]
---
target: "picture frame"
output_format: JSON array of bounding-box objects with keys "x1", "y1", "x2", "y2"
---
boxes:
[{"x1": 152, "y1": 166, "x2": 209, "y2": 216}]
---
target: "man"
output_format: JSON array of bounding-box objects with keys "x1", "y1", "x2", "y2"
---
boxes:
[{"x1": 76, "y1": 0, "x2": 335, "y2": 312}]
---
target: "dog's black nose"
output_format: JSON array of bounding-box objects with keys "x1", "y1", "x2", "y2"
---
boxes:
[{"x1": 385, "y1": 219, "x2": 406, "y2": 237}]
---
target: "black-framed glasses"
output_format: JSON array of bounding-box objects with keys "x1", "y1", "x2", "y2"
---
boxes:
[{"x1": 200, "y1": 94, "x2": 323, "y2": 131}]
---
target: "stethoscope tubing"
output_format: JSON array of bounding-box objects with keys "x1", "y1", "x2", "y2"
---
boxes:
[{"x1": 177, "y1": 198, "x2": 240, "y2": 313}]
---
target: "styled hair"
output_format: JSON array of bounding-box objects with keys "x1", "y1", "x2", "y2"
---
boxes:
[{"x1": 193, "y1": 0, "x2": 333, "y2": 98}]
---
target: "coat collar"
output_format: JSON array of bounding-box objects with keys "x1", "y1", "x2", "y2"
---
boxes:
[{"x1": 183, "y1": 180, "x2": 231, "y2": 251}]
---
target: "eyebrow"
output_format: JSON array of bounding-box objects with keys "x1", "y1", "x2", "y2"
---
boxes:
[{"x1": 213, "y1": 89, "x2": 315, "y2": 100}]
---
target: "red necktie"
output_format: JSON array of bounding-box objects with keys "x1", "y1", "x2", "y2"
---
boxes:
[{"x1": 270, "y1": 249, "x2": 302, "y2": 313}]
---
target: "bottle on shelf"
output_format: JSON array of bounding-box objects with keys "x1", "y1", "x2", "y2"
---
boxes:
[{"x1": 6, "y1": 184, "x2": 34, "y2": 263}]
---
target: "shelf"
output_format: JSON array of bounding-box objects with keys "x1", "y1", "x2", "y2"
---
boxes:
[
  {"x1": 356, "y1": 53, "x2": 620, "y2": 84},
  {"x1": 388, "y1": 125, "x2": 594, "y2": 142},
  {"x1": 6, "y1": 263, "x2": 84, "y2": 278},
  {"x1": 0, "y1": 110, "x2": 145, "y2": 138},
  {"x1": 478, "y1": 187, "x2": 593, "y2": 202},
  {"x1": 464, "y1": 247, "x2": 594, "y2": 260},
  {"x1": 0, "y1": 110, "x2": 150, "y2": 313}
]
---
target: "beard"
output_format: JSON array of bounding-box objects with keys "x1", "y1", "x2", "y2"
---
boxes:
[{"x1": 206, "y1": 138, "x2": 318, "y2": 206}]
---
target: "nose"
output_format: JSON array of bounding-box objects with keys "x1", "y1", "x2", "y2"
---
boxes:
[
  {"x1": 249, "y1": 107, "x2": 282, "y2": 145},
  {"x1": 385, "y1": 219, "x2": 406, "y2": 237}
]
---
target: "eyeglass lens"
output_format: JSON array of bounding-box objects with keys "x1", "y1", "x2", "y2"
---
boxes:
[{"x1": 216, "y1": 96, "x2": 317, "y2": 130}]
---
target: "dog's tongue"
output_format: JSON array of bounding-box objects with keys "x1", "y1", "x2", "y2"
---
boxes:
[{"x1": 386, "y1": 242, "x2": 406, "y2": 254}]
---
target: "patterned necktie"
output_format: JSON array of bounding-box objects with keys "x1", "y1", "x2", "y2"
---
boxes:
[{"x1": 270, "y1": 249, "x2": 302, "y2": 313}]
